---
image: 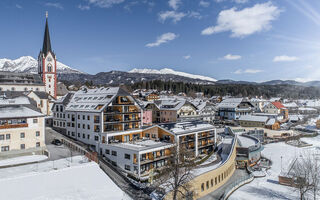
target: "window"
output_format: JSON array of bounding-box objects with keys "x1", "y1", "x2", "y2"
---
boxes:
[
  {"x1": 124, "y1": 154, "x2": 130, "y2": 160},
  {"x1": 125, "y1": 165, "x2": 131, "y2": 171},
  {"x1": 105, "y1": 149, "x2": 110, "y2": 154},
  {"x1": 0, "y1": 135, "x2": 4, "y2": 140},
  {"x1": 36, "y1": 142, "x2": 40, "y2": 147},
  {"x1": 6, "y1": 134, "x2": 10, "y2": 140},
  {"x1": 83, "y1": 124, "x2": 85, "y2": 129},
  {"x1": 87, "y1": 115, "x2": 90, "y2": 120},
  {"x1": 20, "y1": 144, "x2": 25, "y2": 149},
  {"x1": 201, "y1": 183, "x2": 204, "y2": 192},
  {"x1": 33, "y1": 119, "x2": 38, "y2": 123},
  {"x1": 112, "y1": 151, "x2": 117, "y2": 156},
  {"x1": 1, "y1": 146, "x2": 9, "y2": 152},
  {"x1": 83, "y1": 115, "x2": 85, "y2": 120},
  {"x1": 83, "y1": 134, "x2": 85, "y2": 139},
  {"x1": 20, "y1": 132, "x2": 25, "y2": 138},
  {"x1": 87, "y1": 135, "x2": 90, "y2": 139},
  {"x1": 211, "y1": 179, "x2": 214, "y2": 187},
  {"x1": 78, "y1": 133, "x2": 80, "y2": 137},
  {"x1": 36, "y1": 131, "x2": 40, "y2": 137},
  {"x1": 78, "y1": 124, "x2": 80, "y2": 128},
  {"x1": 94, "y1": 136, "x2": 99, "y2": 141},
  {"x1": 11, "y1": 87, "x2": 15, "y2": 91},
  {"x1": 78, "y1": 115, "x2": 80, "y2": 120},
  {"x1": 87, "y1": 125, "x2": 90, "y2": 130}
]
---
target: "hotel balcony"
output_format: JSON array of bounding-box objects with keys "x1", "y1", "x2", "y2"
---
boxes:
[{"x1": 0, "y1": 123, "x2": 28, "y2": 129}]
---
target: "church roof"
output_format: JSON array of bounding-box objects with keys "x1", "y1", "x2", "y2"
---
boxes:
[{"x1": 41, "y1": 18, "x2": 53, "y2": 57}]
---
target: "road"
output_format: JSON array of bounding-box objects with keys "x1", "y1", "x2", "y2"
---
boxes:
[{"x1": 45, "y1": 128, "x2": 81, "y2": 161}]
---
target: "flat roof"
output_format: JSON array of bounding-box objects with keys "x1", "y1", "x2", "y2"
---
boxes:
[{"x1": 109, "y1": 140, "x2": 174, "y2": 152}]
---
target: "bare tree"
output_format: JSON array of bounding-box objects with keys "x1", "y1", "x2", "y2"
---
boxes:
[
  {"x1": 309, "y1": 153, "x2": 320, "y2": 200},
  {"x1": 290, "y1": 154, "x2": 317, "y2": 200},
  {"x1": 154, "y1": 145, "x2": 196, "y2": 200}
]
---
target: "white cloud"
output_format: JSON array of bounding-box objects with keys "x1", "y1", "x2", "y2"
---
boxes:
[
  {"x1": 234, "y1": 0, "x2": 248, "y2": 3},
  {"x1": 159, "y1": 11, "x2": 186, "y2": 23},
  {"x1": 16, "y1": 4, "x2": 22, "y2": 9},
  {"x1": 223, "y1": 54, "x2": 241, "y2": 60},
  {"x1": 88, "y1": 0, "x2": 125, "y2": 8},
  {"x1": 201, "y1": 2, "x2": 281, "y2": 37},
  {"x1": 78, "y1": 4, "x2": 90, "y2": 10},
  {"x1": 273, "y1": 55, "x2": 299, "y2": 62},
  {"x1": 183, "y1": 55, "x2": 191, "y2": 59},
  {"x1": 189, "y1": 11, "x2": 202, "y2": 19},
  {"x1": 199, "y1": 0, "x2": 210, "y2": 7},
  {"x1": 45, "y1": 2, "x2": 64, "y2": 9},
  {"x1": 234, "y1": 69, "x2": 263, "y2": 74},
  {"x1": 146, "y1": 32, "x2": 178, "y2": 47},
  {"x1": 168, "y1": 0, "x2": 181, "y2": 10}
]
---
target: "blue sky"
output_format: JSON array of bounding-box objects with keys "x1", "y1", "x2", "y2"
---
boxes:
[{"x1": 1, "y1": 0, "x2": 320, "y2": 82}]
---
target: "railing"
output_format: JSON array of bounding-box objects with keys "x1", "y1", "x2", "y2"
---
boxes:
[
  {"x1": 0, "y1": 123, "x2": 28, "y2": 129},
  {"x1": 220, "y1": 173, "x2": 254, "y2": 200}
]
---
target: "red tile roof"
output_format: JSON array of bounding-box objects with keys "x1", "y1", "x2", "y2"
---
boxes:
[{"x1": 271, "y1": 102, "x2": 285, "y2": 109}]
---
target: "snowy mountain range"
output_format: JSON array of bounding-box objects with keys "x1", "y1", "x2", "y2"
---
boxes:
[
  {"x1": 0, "y1": 56, "x2": 83, "y2": 74},
  {"x1": 129, "y1": 68, "x2": 217, "y2": 82}
]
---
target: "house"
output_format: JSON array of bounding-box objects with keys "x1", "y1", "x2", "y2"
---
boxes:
[
  {"x1": 27, "y1": 91, "x2": 55, "y2": 116},
  {"x1": 250, "y1": 98, "x2": 267, "y2": 112},
  {"x1": 238, "y1": 115, "x2": 269, "y2": 127},
  {"x1": 264, "y1": 102, "x2": 288, "y2": 119},
  {"x1": 0, "y1": 94, "x2": 46, "y2": 159},
  {"x1": 177, "y1": 100, "x2": 198, "y2": 118},
  {"x1": 144, "y1": 100, "x2": 181, "y2": 123},
  {"x1": 145, "y1": 92, "x2": 159, "y2": 101},
  {"x1": 193, "y1": 101, "x2": 216, "y2": 122},
  {"x1": 217, "y1": 98, "x2": 254, "y2": 120},
  {"x1": 56, "y1": 82, "x2": 69, "y2": 99}
]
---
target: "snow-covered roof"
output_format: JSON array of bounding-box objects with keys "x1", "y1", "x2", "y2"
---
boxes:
[
  {"x1": 217, "y1": 98, "x2": 244, "y2": 109},
  {"x1": 160, "y1": 121, "x2": 215, "y2": 135},
  {"x1": 109, "y1": 140, "x2": 174, "y2": 152},
  {"x1": 0, "y1": 106, "x2": 43, "y2": 119},
  {"x1": 65, "y1": 87, "x2": 138, "y2": 112},
  {"x1": 238, "y1": 115, "x2": 269, "y2": 123}
]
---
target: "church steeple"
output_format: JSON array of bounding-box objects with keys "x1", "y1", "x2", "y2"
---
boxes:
[
  {"x1": 42, "y1": 11, "x2": 52, "y2": 56},
  {"x1": 38, "y1": 11, "x2": 57, "y2": 99}
]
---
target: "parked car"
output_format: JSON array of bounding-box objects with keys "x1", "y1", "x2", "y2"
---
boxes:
[{"x1": 51, "y1": 139, "x2": 62, "y2": 146}]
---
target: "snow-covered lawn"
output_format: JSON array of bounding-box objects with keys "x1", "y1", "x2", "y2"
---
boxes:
[
  {"x1": 0, "y1": 155, "x2": 48, "y2": 167},
  {"x1": 229, "y1": 135, "x2": 320, "y2": 200},
  {"x1": 0, "y1": 156, "x2": 131, "y2": 200}
]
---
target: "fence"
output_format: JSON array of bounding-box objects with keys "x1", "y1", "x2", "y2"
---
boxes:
[{"x1": 220, "y1": 173, "x2": 254, "y2": 200}]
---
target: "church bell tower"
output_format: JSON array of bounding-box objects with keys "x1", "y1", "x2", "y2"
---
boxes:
[{"x1": 38, "y1": 11, "x2": 57, "y2": 99}]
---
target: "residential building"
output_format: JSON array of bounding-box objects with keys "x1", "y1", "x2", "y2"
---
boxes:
[
  {"x1": 238, "y1": 115, "x2": 269, "y2": 127},
  {"x1": 264, "y1": 102, "x2": 289, "y2": 120},
  {"x1": 52, "y1": 93, "x2": 74, "y2": 134},
  {"x1": 217, "y1": 98, "x2": 254, "y2": 120},
  {"x1": 0, "y1": 94, "x2": 46, "y2": 159},
  {"x1": 26, "y1": 91, "x2": 54, "y2": 116},
  {"x1": 145, "y1": 100, "x2": 180, "y2": 123},
  {"x1": 64, "y1": 87, "x2": 142, "y2": 152}
]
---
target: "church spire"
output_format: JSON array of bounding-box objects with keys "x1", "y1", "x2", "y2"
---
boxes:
[{"x1": 42, "y1": 11, "x2": 52, "y2": 56}]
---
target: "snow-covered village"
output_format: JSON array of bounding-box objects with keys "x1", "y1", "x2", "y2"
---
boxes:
[{"x1": 1, "y1": 1, "x2": 320, "y2": 200}]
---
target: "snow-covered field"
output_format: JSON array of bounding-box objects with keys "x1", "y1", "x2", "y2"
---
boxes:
[
  {"x1": 0, "y1": 156, "x2": 130, "y2": 200},
  {"x1": 0, "y1": 155, "x2": 48, "y2": 167},
  {"x1": 229, "y1": 135, "x2": 320, "y2": 200}
]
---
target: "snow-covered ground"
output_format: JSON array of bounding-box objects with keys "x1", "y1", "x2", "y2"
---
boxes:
[
  {"x1": 229, "y1": 136, "x2": 320, "y2": 200},
  {"x1": 0, "y1": 155, "x2": 48, "y2": 167},
  {"x1": 0, "y1": 156, "x2": 130, "y2": 200}
]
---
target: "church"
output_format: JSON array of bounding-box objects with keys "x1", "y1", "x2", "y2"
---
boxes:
[{"x1": 0, "y1": 13, "x2": 57, "y2": 99}]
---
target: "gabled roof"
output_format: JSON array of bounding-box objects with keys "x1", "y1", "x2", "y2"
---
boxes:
[
  {"x1": 271, "y1": 102, "x2": 285, "y2": 109},
  {"x1": 217, "y1": 98, "x2": 243, "y2": 109},
  {"x1": 65, "y1": 87, "x2": 140, "y2": 112}
]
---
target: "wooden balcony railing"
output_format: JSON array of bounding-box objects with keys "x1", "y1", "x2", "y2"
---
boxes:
[{"x1": 0, "y1": 123, "x2": 28, "y2": 129}]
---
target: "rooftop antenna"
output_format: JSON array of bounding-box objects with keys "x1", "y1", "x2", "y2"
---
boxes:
[{"x1": 46, "y1": 11, "x2": 48, "y2": 19}]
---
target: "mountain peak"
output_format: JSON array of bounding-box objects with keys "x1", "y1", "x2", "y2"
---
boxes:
[
  {"x1": 0, "y1": 56, "x2": 83, "y2": 74},
  {"x1": 129, "y1": 67, "x2": 217, "y2": 82}
]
